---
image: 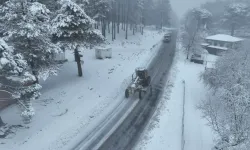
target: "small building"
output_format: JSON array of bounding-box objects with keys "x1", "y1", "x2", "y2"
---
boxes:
[
  {"x1": 53, "y1": 50, "x2": 67, "y2": 64},
  {"x1": 201, "y1": 34, "x2": 244, "y2": 55}
]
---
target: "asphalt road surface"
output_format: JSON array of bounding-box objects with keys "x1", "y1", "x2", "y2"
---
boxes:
[{"x1": 73, "y1": 30, "x2": 177, "y2": 150}]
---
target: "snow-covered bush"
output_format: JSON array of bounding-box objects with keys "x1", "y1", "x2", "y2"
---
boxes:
[{"x1": 200, "y1": 43, "x2": 250, "y2": 149}]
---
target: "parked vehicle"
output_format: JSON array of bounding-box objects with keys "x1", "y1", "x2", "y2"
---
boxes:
[
  {"x1": 190, "y1": 54, "x2": 204, "y2": 64},
  {"x1": 163, "y1": 32, "x2": 171, "y2": 43}
]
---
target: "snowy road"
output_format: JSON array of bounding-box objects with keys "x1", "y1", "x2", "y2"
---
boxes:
[{"x1": 72, "y1": 31, "x2": 177, "y2": 150}]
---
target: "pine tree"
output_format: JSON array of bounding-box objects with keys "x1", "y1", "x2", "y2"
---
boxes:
[
  {"x1": 0, "y1": 0, "x2": 60, "y2": 122},
  {"x1": 85, "y1": 0, "x2": 110, "y2": 20},
  {"x1": 1, "y1": 0, "x2": 61, "y2": 82},
  {"x1": 0, "y1": 38, "x2": 41, "y2": 122},
  {"x1": 52, "y1": 0, "x2": 104, "y2": 48},
  {"x1": 52, "y1": 0, "x2": 104, "y2": 76},
  {"x1": 84, "y1": 0, "x2": 110, "y2": 37}
]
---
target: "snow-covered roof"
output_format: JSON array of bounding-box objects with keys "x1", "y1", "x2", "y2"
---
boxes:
[
  {"x1": 205, "y1": 34, "x2": 243, "y2": 42},
  {"x1": 207, "y1": 45, "x2": 228, "y2": 50}
]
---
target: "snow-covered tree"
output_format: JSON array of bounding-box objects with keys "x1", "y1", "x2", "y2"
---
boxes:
[
  {"x1": 181, "y1": 7, "x2": 212, "y2": 59},
  {"x1": 0, "y1": 38, "x2": 41, "y2": 123},
  {"x1": 84, "y1": 0, "x2": 110, "y2": 21},
  {"x1": 1, "y1": 0, "x2": 61, "y2": 82},
  {"x1": 155, "y1": 0, "x2": 171, "y2": 28},
  {"x1": 83, "y1": 0, "x2": 110, "y2": 36},
  {"x1": 37, "y1": 0, "x2": 61, "y2": 11},
  {"x1": 52, "y1": 0, "x2": 104, "y2": 76},
  {"x1": 200, "y1": 43, "x2": 250, "y2": 149},
  {"x1": 52, "y1": 0, "x2": 104, "y2": 49},
  {"x1": 0, "y1": 0, "x2": 61, "y2": 123},
  {"x1": 223, "y1": 3, "x2": 249, "y2": 36}
]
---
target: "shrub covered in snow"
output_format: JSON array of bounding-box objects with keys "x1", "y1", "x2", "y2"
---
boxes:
[{"x1": 200, "y1": 43, "x2": 250, "y2": 149}]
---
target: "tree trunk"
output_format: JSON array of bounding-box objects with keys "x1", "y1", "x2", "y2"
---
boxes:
[
  {"x1": 114, "y1": 2, "x2": 116, "y2": 40},
  {"x1": 125, "y1": 0, "x2": 129, "y2": 39},
  {"x1": 75, "y1": 48, "x2": 83, "y2": 77},
  {"x1": 133, "y1": 24, "x2": 135, "y2": 35},
  {"x1": 111, "y1": 1, "x2": 114, "y2": 41},
  {"x1": 111, "y1": 21, "x2": 114, "y2": 40},
  {"x1": 77, "y1": 61, "x2": 82, "y2": 77},
  {"x1": 186, "y1": 21, "x2": 200, "y2": 59},
  {"x1": 161, "y1": 10, "x2": 163, "y2": 29},
  {"x1": 117, "y1": 2, "x2": 120, "y2": 34},
  {"x1": 186, "y1": 47, "x2": 190, "y2": 59},
  {"x1": 123, "y1": 3, "x2": 126, "y2": 31},
  {"x1": 102, "y1": 18, "x2": 106, "y2": 37},
  {"x1": 114, "y1": 22, "x2": 116, "y2": 39},
  {"x1": 108, "y1": 22, "x2": 110, "y2": 34},
  {"x1": 30, "y1": 62, "x2": 39, "y2": 84},
  {"x1": 0, "y1": 116, "x2": 4, "y2": 127}
]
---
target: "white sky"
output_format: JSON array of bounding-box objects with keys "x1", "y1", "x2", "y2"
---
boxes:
[{"x1": 170, "y1": 0, "x2": 215, "y2": 18}]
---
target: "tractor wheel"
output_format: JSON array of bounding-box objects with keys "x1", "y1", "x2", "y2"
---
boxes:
[
  {"x1": 125, "y1": 89, "x2": 129, "y2": 98},
  {"x1": 149, "y1": 86, "x2": 153, "y2": 96},
  {"x1": 139, "y1": 90, "x2": 145, "y2": 100},
  {"x1": 146, "y1": 76, "x2": 151, "y2": 86},
  {"x1": 139, "y1": 90, "x2": 143, "y2": 100}
]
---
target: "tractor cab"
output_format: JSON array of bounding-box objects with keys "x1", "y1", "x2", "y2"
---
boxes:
[
  {"x1": 125, "y1": 67, "x2": 152, "y2": 99},
  {"x1": 135, "y1": 67, "x2": 148, "y2": 80},
  {"x1": 135, "y1": 67, "x2": 151, "y2": 87}
]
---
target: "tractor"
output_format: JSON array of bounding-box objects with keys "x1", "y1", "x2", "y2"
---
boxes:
[{"x1": 125, "y1": 67, "x2": 152, "y2": 100}]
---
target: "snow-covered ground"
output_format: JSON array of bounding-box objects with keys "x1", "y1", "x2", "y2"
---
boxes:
[
  {"x1": 0, "y1": 29, "x2": 165, "y2": 150},
  {"x1": 134, "y1": 43, "x2": 216, "y2": 150}
]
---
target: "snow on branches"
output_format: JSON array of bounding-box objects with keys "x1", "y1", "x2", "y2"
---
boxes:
[
  {"x1": 200, "y1": 43, "x2": 250, "y2": 149},
  {"x1": 223, "y1": 2, "x2": 249, "y2": 36},
  {"x1": 1, "y1": 0, "x2": 61, "y2": 80},
  {"x1": 0, "y1": 39, "x2": 26, "y2": 75},
  {"x1": 181, "y1": 7, "x2": 211, "y2": 58},
  {"x1": 0, "y1": 0, "x2": 61, "y2": 122},
  {"x1": 0, "y1": 38, "x2": 41, "y2": 101},
  {"x1": 52, "y1": 0, "x2": 104, "y2": 48}
]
